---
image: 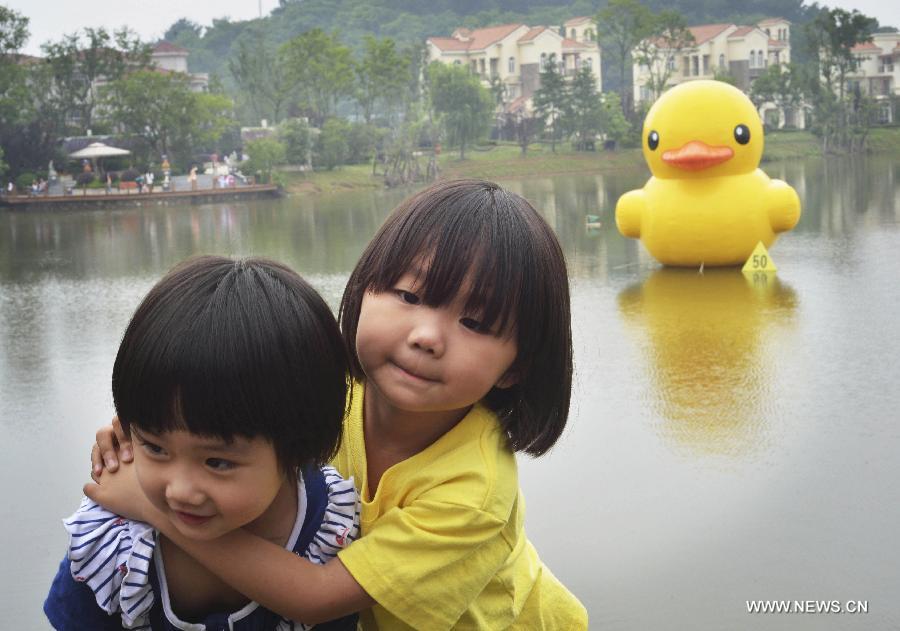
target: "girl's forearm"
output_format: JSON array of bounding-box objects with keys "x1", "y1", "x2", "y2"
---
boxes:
[{"x1": 154, "y1": 519, "x2": 373, "y2": 624}]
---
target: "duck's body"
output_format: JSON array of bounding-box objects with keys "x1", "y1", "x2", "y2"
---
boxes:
[{"x1": 615, "y1": 80, "x2": 801, "y2": 267}]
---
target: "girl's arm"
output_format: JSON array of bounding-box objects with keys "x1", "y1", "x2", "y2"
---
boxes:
[{"x1": 85, "y1": 465, "x2": 374, "y2": 624}]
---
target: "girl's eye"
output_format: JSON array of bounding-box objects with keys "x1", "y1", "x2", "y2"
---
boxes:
[
  {"x1": 206, "y1": 458, "x2": 235, "y2": 472},
  {"x1": 139, "y1": 440, "x2": 166, "y2": 457},
  {"x1": 397, "y1": 290, "x2": 420, "y2": 305},
  {"x1": 460, "y1": 317, "x2": 487, "y2": 332}
]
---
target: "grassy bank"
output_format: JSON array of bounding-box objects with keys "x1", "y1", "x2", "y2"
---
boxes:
[{"x1": 280, "y1": 127, "x2": 900, "y2": 196}]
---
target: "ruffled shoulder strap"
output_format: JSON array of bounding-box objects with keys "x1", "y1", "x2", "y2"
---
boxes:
[
  {"x1": 63, "y1": 497, "x2": 156, "y2": 629},
  {"x1": 303, "y1": 466, "x2": 360, "y2": 565}
]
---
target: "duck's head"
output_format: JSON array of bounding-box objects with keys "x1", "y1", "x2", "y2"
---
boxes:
[{"x1": 642, "y1": 80, "x2": 763, "y2": 180}]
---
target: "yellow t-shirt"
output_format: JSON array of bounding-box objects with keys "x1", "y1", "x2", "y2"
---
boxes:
[{"x1": 333, "y1": 382, "x2": 587, "y2": 630}]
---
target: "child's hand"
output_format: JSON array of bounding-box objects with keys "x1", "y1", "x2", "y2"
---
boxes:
[
  {"x1": 83, "y1": 460, "x2": 158, "y2": 525},
  {"x1": 90, "y1": 416, "x2": 133, "y2": 480}
]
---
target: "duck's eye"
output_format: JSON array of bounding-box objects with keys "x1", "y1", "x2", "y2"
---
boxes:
[
  {"x1": 734, "y1": 124, "x2": 750, "y2": 145},
  {"x1": 647, "y1": 130, "x2": 660, "y2": 151}
]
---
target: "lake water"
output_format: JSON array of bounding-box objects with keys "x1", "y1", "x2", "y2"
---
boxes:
[{"x1": 2, "y1": 156, "x2": 899, "y2": 629}]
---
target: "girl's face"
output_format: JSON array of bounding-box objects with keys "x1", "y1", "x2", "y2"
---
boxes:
[
  {"x1": 355, "y1": 268, "x2": 518, "y2": 417},
  {"x1": 130, "y1": 426, "x2": 293, "y2": 541}
]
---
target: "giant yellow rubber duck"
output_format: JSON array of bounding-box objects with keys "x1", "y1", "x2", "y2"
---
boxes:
[{"x1": 616, "y1": 80, "x2": 801, "y2": 267}]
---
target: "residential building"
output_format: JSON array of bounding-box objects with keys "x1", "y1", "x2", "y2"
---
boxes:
[
  {"x1": 633, "y1": 19, "x2": 805, "y2": 128},
  {"x1": 426, "y1": 20, "x2": 601, "y2": 114},
  {"x1": 843, "y1": 32, "x2": 900, "y2": 123},
  {"x1": 150, "y1": 41, "x2": 209, "y2": 93}
]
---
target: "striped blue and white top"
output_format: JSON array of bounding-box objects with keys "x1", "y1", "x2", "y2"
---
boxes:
[{"x1": 54, "y1": 466, "x2": 359, "y2": 631}]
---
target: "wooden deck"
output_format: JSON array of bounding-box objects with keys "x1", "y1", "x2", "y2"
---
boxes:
[{"x1": 0, "y1": 184, "x2": 283, "y2": 210}]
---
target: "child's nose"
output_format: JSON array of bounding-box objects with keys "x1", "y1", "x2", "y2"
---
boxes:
[
  {"x1": 407, "y1": 313, "x2": 445, "y2": 357},
  {"x1": 165, "y1": 477, "x2": 205, "y2": 507}
]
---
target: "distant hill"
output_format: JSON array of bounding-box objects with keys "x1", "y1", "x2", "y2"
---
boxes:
[{"x1": 165, "y1": 0, "x2": 820, "y2": 92}]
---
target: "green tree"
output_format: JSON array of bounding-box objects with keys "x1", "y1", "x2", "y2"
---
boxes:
[
  {"x1": 315, "y1": 117, "x2": 350, "y2": 169},
  {"x1": 356, "y1": 36, "x2": 408, "y2": 124},
  {"x1": 41, "y1": 27, "x2": 151, "y2": 134},
  {"x1": 277, "y1": 118, "x2": 311, "y2": 165},
  {"x1": 427, "y1": 62, "x2": 493, "y2": 160},
  {"x1": 244, "y1": 137, "x2": 286, "y2": 183},
  {"x1": 804, "y1": 8, "x2": 878, "y2": 152},
  {"x1": 565, "y1": 66, "x2": 603, "y2": 150},
  {"x1": 806, "y1": 8, "x2": 877, "y2": 102},
  {"x1": 280, "y1": 29, "x2": 354, "y2": 126},
  {"x1": 632, "y1": 11, "x2": 695, "y2": 101},
  {"x1": 228, "y1": 35, "x2": 295, "y2": 125},
  {"x1": 105, "y1": 70, "x2": 233, "y2": 167},
  {"x1": 750, "y1": 63, "x2": 804, "y2": 124},
  {"x1": 0, "y1": 6, "x2": 31, "y2": 174},
  {"x1": 595, "y1": 0, "x2": 653, "y2": 115},
  {"x1": 532, "y1": 54, "x2": 568, "y2": 152},
  {"x1": 597, "y1": 92, "x2": 630, "y2": 147}
]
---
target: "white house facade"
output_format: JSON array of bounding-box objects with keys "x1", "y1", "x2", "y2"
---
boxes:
[
  {"x1": 633, "y1": 19, "x2": 805, "y2": 128},
  {"x1": 426, "y1": 19, "x2": 601, "y2": 114}
]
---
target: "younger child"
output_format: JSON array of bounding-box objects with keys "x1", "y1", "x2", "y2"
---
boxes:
[
  {"x1": 45, "y1": 256, "x2": 360, "y2": 630},
  {"x1": 89, "y1": 180, "x2": 588, "y2": 629}
]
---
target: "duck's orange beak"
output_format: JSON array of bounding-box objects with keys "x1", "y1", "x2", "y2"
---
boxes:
[{"x1": 662, "y1": 141, "x2": 733, "y2": 171}]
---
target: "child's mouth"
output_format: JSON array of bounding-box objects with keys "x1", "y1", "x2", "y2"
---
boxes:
[
  {"x1": 174, "y1": 510, "x2": 214, "y2": 526},
  {"x1": 390, "y1": 360, "x2": 438, "y2": 383}
]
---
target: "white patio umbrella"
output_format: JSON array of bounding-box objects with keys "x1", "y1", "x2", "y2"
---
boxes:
[
  {"x1": 69, "y1": 142, "x2": 132, "y2": 181},
  {"x1": 68, "y1": 142, "x2": 131, "y2": 159}
]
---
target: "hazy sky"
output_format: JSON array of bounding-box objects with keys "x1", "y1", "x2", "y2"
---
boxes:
[{"x1": 7, "y1": 0, "x2": 900, "y2": 56}]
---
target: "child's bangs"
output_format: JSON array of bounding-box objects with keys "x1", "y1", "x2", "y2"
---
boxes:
[
  {"x1": 368, "y1": 199, "x2": 525, "y2": 335},
  {"x1": 114, "y1": 300, "x2": 271, "y2": 442}
]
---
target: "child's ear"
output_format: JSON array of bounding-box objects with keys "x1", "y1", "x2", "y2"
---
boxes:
[{"x1": 494, "y1": 369, "x2": 518, "y2": 389}]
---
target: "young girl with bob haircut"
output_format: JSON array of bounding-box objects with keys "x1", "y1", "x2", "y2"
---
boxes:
[
  {"x1": 88, "y1": 179, "x2": 588, "y2": 629},
  {"x1": 45, "y1": 256, "x2": 360, "y2": 630}
]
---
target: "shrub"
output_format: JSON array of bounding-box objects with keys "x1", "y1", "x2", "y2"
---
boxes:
[
  {"x1": 120, "y1": 169, "x2": 140, "y2": 182},
  {"x1": 76, "y1": 172, "x2": 95, "y2": 186},
  {"x1": 278, "y1": 118, "x2": 312, "y2": 166},
  {"x1": 244, "y1": 137, "x2": 286, "y2": 184},
  {"x1": 314, "y1": 118, "x2": 350, "y2": 170},
  {"x1": 345, "y1": 122, "x2": 381, "y2": 165},
  {"x1": 15, "y1": 172, "x2": 35, "y2": 190}
]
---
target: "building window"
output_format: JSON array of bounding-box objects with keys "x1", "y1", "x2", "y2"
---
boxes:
[
  {"x1": 640, "y1": 85, "x2": 650, "y2": 102},
  {"x1": 586, "y1": 29, "x2": 595, "y2": 41},
  {"x1": 508, "y1": 57, "x2": 515, "y2": 73},
  {"x1": 584, "y1": 57, "x2": 592, "y2": 71},
  {"x1": 571, "y1": 28, "x2": 576, "y2": 39},
  {"x1": 667, "y1": 56, "x2": 675, "y2": 71},
  {"x1": 692, "y1": 56, "x2": 699, "y2": 76},
  {"x1": 540, "y1": 53, "x2": 547, "y2": 70},
  {"x1": 702, "y1": 54, "x2": 709, "y2": 74},
  {"x1": 719, "y1": 54, "x2": 726, "y2": 69},
  {"x1": 575, "y1": 57, "x2": 581, "y2": 70}
]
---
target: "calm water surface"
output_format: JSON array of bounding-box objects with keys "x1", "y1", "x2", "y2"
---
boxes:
[{"x1": 2, "y1": 156, "x2": 899, "y2": 629}]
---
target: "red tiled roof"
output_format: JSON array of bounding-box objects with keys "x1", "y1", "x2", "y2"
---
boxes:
[
  {"x1": 429, "y1": 23, "x2": 524, "y2": 51},
  {"x1": 564, "y1": 16, "x2": 592, "y2": 27},
  {"x1": 518, "y1": 26, "x2": 548, "y2": 42},
  {"x1": 428, "y1": 37, "x2": 470, "y2": 52},
  {"x1": 689, "y1": 24, "x2": 733, "y2": 45},
  {"x1": 768, "y1": 39, "x2": 788, "y2": 47},
  {"x1": 851, "y1": 42, "x2": 881, "y2": 53},
  {"x1": 153, "y1": 41, "x2": 189, "y2": 54},
  {"x1": 728, "y1": 26, "x2": 755, "y2": 38},
  {"x1": 562, "y1": 38, "x2": 592, "y2": 49}
]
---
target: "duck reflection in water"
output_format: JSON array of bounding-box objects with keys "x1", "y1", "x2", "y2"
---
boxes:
[{"x1": 617, "y1": 268, "x2": 798, "y2": 456}]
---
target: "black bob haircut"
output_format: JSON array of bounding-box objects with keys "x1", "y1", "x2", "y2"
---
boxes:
[
  {"x1": 339, "y1": 179, "x2": 573, "y2": 456},
  {"x1": 113, "y1": 255, "x2": 348, "y2": 473}
]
